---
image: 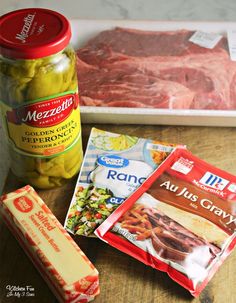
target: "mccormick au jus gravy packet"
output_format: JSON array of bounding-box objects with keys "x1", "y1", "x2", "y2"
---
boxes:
[
  {"x1": 65, "y1": 128, "x2": 182, "y2": 236},
  {"x1": 95, "y1": 148, "x2": 236, "y2": 297}
]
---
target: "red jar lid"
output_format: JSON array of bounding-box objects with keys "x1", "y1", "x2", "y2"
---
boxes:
[{"x1": 0, "y1": 8, "x2": 71, "y2": 59}]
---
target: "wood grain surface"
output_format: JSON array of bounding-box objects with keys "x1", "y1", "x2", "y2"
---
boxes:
[{"x1": 0, "y1": 124, "x2": 235, "y2": 303}]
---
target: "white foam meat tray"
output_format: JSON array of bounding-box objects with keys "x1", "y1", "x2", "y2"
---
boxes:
[{"x1": 70, "y1": 20, "x2": 236, "y2": 127}]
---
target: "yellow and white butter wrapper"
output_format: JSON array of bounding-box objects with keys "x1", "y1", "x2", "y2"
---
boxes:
[{"x1": 0, "y1": 185, "x2": 99, "y2": 303}]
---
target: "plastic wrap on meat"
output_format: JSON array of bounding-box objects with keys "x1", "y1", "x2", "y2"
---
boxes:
[{"x1": 76, "y1": 27, "x2": 236, "y2": 110}]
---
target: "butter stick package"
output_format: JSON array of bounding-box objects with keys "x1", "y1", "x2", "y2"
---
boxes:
[
  {"x1": 95, "y1": 148, "x2": 236, "y2": 297},
  {"x1": 0, "y1": 185, "x2": 99, "y2": 303}
]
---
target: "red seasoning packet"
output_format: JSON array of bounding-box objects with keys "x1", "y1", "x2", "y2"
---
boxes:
[{"x1": 95, "y1": 148, "x2": 236, "y2": 297}]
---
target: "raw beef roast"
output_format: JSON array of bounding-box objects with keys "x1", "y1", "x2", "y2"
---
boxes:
[{"x1": 76, "y1": 27, "x2": 236, "y2": 110}]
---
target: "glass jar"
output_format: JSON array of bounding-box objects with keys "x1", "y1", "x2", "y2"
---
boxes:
[{"x1": 0, "y1": 8, "x2": 83, "y2": 188}]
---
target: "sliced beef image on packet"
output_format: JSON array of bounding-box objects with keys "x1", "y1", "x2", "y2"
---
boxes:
[
  {"x1": 64, "y1": 128, "x2": 182, "y2": 236},
  {"x1": 95, "y1": 148, "x2": 236, "y2": 296}
]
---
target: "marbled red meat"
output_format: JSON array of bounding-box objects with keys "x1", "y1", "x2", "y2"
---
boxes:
[{"x1": 76, "y1": 27, "x2": 236, "y2": 109}]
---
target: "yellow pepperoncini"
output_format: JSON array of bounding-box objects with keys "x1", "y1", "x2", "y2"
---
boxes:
[{"x1": 0, "y1": 46, "x2": 83, "y2": 189}]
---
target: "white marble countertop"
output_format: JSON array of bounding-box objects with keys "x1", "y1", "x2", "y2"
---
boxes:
[
  {"x1": 1, "y1": 0, "x2": 236, "y2": 21},
  {"x1": 0, "y1": 0, "x2": 236, "y2": 193}
]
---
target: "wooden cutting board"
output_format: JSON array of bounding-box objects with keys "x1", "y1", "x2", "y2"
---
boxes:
[{"x1": 0, "y1": 124, "x2": 235, "y2": 303}]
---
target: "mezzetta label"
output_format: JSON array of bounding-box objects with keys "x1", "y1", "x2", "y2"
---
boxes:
[
  {"x1": 15, "y1": 13, "x2": 36, "y2": 43},
  {"x1": 0, "y1": 91, "x2": 81, "y2": 157},
  {"x1": 6, "y1": 93, "x2": 78, "y2": 127}
]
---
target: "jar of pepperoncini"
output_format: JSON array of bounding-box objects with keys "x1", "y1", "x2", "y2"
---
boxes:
[{"x1": 0, "y1": 8, "x2": 83, "y2": 189}]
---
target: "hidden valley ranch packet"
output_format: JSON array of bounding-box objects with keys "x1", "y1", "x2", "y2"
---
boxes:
[{"x1": 64, "y1": 128, "x2": 183, "y2": 236}]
